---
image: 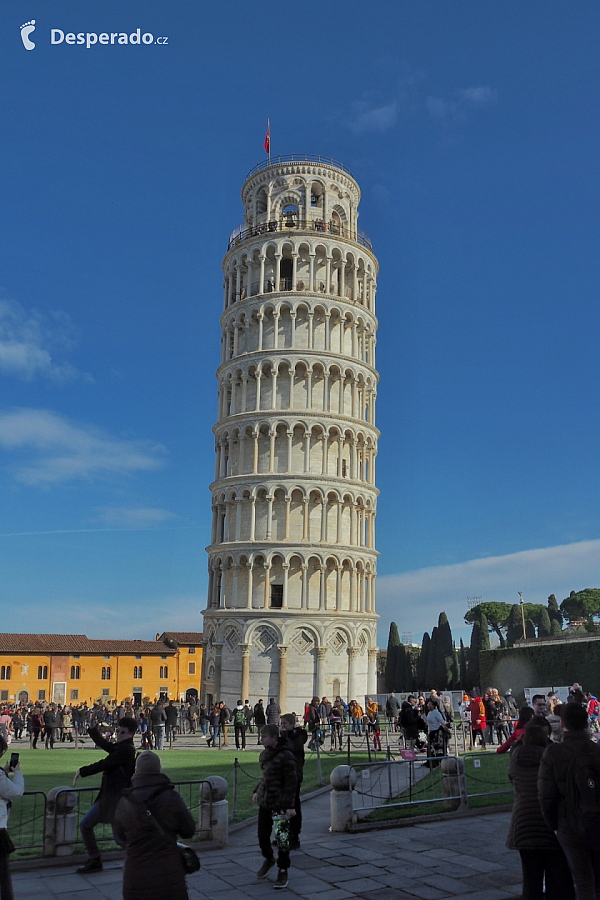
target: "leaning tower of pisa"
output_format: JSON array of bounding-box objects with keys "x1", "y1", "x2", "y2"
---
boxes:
[{"x1": 202, "y1": 154, "x2": 379, "y2": 713}]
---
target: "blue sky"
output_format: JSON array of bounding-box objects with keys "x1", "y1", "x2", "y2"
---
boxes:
[{"x1": 1, "y1": 1, "x2": 599, "y2": 647}]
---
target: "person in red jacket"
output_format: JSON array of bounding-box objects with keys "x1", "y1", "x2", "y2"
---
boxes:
[
  {"x1": 468, "y1": 692, "x2": 487, "y2": 748},
  {"x1": 497, "y1": 706, "x2": 535, "y2": 753}
]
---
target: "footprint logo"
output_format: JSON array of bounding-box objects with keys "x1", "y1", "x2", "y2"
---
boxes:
[{"x1": 20, "y1": 20, "x2": 36, "y2": 50}]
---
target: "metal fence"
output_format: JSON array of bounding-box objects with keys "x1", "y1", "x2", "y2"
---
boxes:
[
  {"x1": 10, "y1": 779, "x2": 214, "y2": 859},
  {"x1": 349, "y1": 750, "x2": 512, "y2": 823}
]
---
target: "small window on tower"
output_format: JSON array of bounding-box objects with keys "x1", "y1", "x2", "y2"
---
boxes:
[
  {"x1": 270, "y1": 585, "x2": 283, "y2": 609},
  {"x1": 342, "y1": 460, "x2": 347, "y2": 477}
]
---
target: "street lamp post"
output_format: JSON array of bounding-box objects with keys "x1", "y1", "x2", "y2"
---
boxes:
[{"x1": 518, "y1": 591, "x2": 526, "y2": 640}]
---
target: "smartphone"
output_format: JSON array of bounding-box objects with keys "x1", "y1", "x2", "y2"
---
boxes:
[{"x1": 9, "y1": 752, "x2": 19, "y2": 770}]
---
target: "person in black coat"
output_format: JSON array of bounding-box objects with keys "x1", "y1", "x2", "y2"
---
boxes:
[
  {"x1": 506, "y1": 720, "x2": 574, "y2": 900},
  {"x1": 74, "y1": 717, "x2": 137, "y2": 873},
  {"x1": 538, "y1": 702, "x2": 600, "y2": 900},
  {"x1": 114, "y1": 751, "x2": 195, "y2": 900},
  {"x1": 253, "y1": 725, "x2": 298, "y2": 889},
  {"x1": 280, "y1": 714, "x2": 307, "y2": 850},
  {"x1": 399, "y1": 696, "x2": 421, "y2": 752},
  {"x1": 266, "y1": 698, "x2": 281, "y2": 726}
]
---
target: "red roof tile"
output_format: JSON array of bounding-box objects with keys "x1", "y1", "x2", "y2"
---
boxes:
[
  {"x1": 0, "y1": 635, "x2": 176, "y2": 655},
  {"x1": 159, "y1": 632, "x2": 204, "y2": 645}
]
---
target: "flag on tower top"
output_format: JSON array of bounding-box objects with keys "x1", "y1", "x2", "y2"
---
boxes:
[{"x1": 264, "y1": 120, "x2": 270, "y2": 156}]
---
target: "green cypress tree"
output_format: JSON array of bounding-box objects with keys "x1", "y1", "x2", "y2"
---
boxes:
[
  {"x1": 525, "y1": 618, "x2": 536, "y2": 639},
  {"x1": 468, "y1": 613, "x2": 489, "y2": 690},
  {"x1": 425, "y1": 626, "x2": 438, "y2": 688},
  {"x1": 479, "y1": 612, "x2": 491, "y2": 651},
  {"x1": 550, "y1": 618, "x2": 563, "y2": 637},
  {"x1": 538, "y1": 607, "x2": 552, "y2": 637},
  {"x1": 507, "y1": 604, "x2": 524, "y2": 647},
  {"x1": 435, "y1": 612, "x2": 454, "y2": 690},
  {"x1": 385, "y1": 622, "x2": 401, "y2": 691},
  {"x1": 548, "y1": 594, "x2": 563, "y2": 627},
  {"x1": 467, "y1": 619, "x2": 481, "y2": 690},
  {"x1": 395, "y1": 643, "x2": 408, "y2": 691},
  {"x1": 459, "y1": 638, "x2": 468, "y2": 687},
  {"x1": 416, "y1": 632, "x2": 430, "y2": 689},
  {"x1": 404, "y1": 647, "x2": 415, "y2": 692},
  {"x1": 450, "y1": 645, "x2": 460, "y2": 690}
]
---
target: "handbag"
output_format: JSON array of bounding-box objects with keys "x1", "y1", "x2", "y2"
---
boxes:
[{"x1": 129, "y1": 790, "x2": 200, "y2": 874}]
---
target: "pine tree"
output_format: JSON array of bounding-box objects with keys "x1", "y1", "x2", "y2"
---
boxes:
[
  {"x1": 416, "y1": 632, "x2": 430, "y2": 689},
  {"x1": 385, "y1": 622, "x2": 401, "y2": 691},
  {"x1": 425, "y1": 626, "x2": 438, "y2": 688},
  {"x1": 435, "y1": 612, "x2": 454, "y2": 690},
  {"x1": 538, "y1": 607, "x2": 552, "y2": 637}
]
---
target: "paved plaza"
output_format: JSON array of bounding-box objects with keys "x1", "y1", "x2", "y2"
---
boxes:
[{"x1": 11, "y1": 786, "x2": 522, "y2": 900}]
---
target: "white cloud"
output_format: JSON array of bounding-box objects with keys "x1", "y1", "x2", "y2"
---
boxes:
[
  {"x1": 377, "y1": 538, "x2": 600, "y2": 644},
  {"x1": 426, "y1": 85, "x2": 498, "y2": 123},
  {"x1": 348, "y1": 100, "x2": 399, "y2": 135},
  {"x1": 0, "y1": 408, "x2": 166, "y2": 485},
  {"x1": 0, "y1": 298, "x2": 92, "y2": 383},
  {"x1": 96, "y1": 507, "x2": 178, "y2": 528}
]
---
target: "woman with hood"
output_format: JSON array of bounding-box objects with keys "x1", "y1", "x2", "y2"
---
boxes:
[{"x1": 114, "y1": 751, "x2": 196, "y2": 900}]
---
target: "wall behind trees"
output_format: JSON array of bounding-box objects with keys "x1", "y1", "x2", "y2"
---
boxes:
[{"x1": 479, "y1": 637, "x2": 600, "y2": 701}]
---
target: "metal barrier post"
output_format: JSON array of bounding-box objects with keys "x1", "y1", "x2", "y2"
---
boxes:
[
  {"x1": 232, "y1": 758, "x2": 238, "y2": 822},
  {"x1": 316, "y1": 738, "x2": 323, "y2": 786}
]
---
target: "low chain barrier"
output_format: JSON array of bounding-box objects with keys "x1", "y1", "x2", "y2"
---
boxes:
[
  {"x1": 347, "y1": 747, "x2": 512, "y2": 823},
  {"x1": 350, "y1": 756, "x2": 464, "y2": 818}
]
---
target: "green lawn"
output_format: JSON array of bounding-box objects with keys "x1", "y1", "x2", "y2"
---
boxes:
[{"x1": 9, "y1": 743, "x2": 372, "y2": 858}]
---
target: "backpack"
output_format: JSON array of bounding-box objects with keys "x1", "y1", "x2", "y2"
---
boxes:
[
  {"x1": 234, "y1": 708, "x2": 246, "y2": 726},
  {"x1": 564, "y1": 744, "x2": 600, "y2": 836}
]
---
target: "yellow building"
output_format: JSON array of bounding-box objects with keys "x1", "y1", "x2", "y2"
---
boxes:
[{"x1": 0, "y1": 631, "x2": 203, "y2": 706}]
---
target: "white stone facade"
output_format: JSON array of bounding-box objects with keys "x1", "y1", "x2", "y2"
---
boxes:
[{"x1": 202, "y1": 155, "x2": 379, "y2": 714}]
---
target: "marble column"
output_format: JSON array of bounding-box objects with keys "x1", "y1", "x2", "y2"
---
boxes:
[{"x1": 316, "y1": 647, "x2": 328, "y2": 699}]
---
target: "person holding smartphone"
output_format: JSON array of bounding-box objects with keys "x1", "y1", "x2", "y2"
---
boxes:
[{"x1": 0, "y1": 736, "x2": 24, "y2": 900}]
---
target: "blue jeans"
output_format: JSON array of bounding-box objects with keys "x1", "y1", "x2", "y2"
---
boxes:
[
  {"x1": 80, "y1": 801, "x2": 125, "y2": 858},
  {"x1": 557, "y1": 831, "x2": 600, "y2": 900},
  {"x1": 352, "y1": 717, "x2": 363, "y2": 734}
]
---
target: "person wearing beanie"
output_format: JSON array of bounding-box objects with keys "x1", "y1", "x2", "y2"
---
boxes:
[
  {"x1": 73, "y1": 717, "x2": 137, "y2": 873},
  {"x1": 114, "y1": 752, "x2": 195, "y2": 900}
]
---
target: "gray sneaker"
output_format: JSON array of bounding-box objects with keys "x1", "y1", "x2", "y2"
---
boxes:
[
  {"x1": 257, "y1": 858, "x2": 275, "y2": 879},
  {"x1": 274, "y1": 869, "x2": 288, "y2": 889}
]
